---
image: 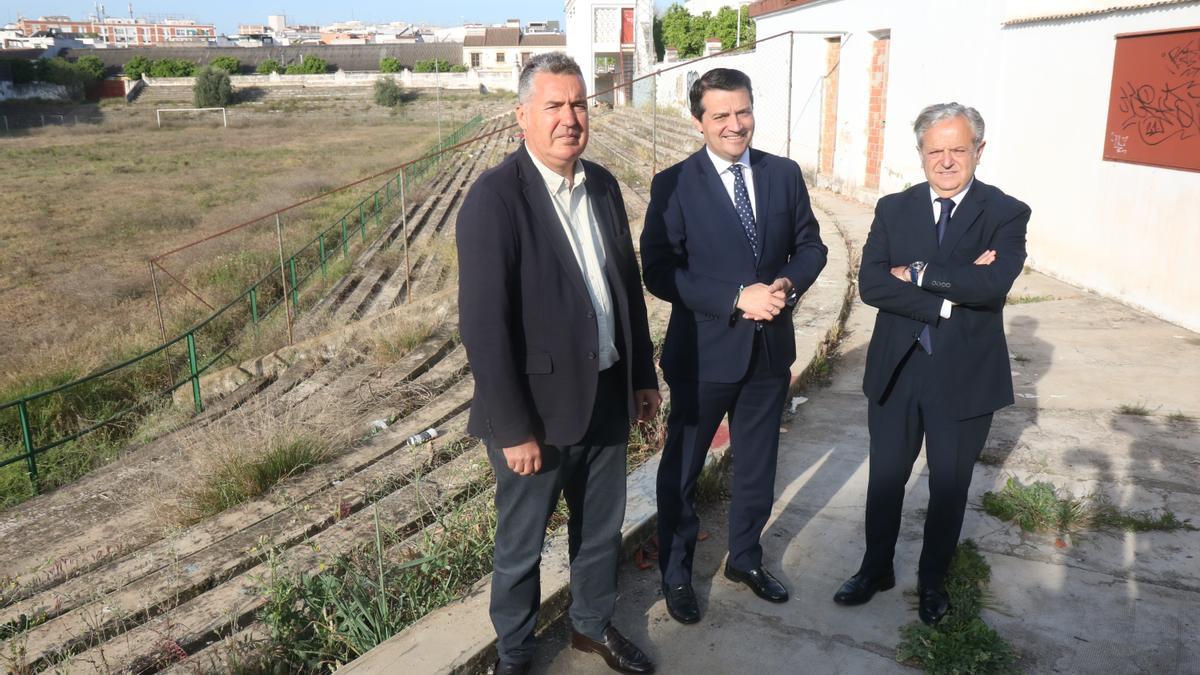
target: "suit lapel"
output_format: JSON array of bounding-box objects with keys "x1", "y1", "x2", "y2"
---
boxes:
[
  {"x1": 693, "y1": 150, "x2": 757, "y2": 270},
  {"x1": 938, "y1": 180, "x2": 986, "y2": 260},
  {"x1": 584, "y1": 163, "x2": 630, "y2": 310},
  {"x1": 517, "y1": 145, "x2": 591, "y2": 304},
  {"x1": 750, "y1": 150, "x2": 770, "y2": 269}
]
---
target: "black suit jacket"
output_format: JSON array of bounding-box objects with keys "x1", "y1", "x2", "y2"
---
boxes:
[
  {"x1": 456, "y1": 144, "x2": 658, "y2": 447},
  {"x1": 641, "y1": 147, "x2": 827, "y2": 383},
  {"x1": 859, "y1": 179, "x2": 1031, "y2": 419}
]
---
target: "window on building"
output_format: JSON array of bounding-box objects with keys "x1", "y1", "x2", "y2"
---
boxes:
[
  {"x1": 521, "y1": 52, "x2": 531, "y2": 65},
  {"x1": 471, "y1": 52, "x2": 481, "y2": 68},
  {"x1": 496, "y1": 51, "x2": 506, "y2": 64}
]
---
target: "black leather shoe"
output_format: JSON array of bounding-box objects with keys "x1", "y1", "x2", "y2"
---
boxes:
[
  {"x1": 570, "y1": 625, "x2": 655, "y2": 673},
  {"x1": 918, "y1": 584, "x2": 951, "y2": 625},
  {"x1": 833, "y1": 571, "x2": 896, "y2": 606},
  {"x1": 723, "y1": 564, "x2": 789, "y2": 603},
  {"x1": 493, "y1": 659, "x2": 531, "y2": 675},
  {"x1": 662, "y1": 582, "x2": 701, "y2": 624}
]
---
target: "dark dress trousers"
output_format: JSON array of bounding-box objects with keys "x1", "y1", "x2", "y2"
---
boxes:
[
  {"x1": 457, "y1": 144, "x2": 657, "y2": 664},
  {"x1": 641, "y1": 147, "x2": 827, "y2": 586},
  {"x1": 858, "y1": 179, "x2": 1030, "y2": 586}
]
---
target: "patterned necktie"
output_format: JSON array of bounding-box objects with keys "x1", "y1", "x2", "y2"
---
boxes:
[
  {"x1": 728, "y1": 163, "x2": 758, "y2": 258},
  {"x1": 919, "y1": 198, "x2": 956, "y2": 355}
]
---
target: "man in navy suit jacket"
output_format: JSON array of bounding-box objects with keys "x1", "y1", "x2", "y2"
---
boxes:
[
  {"x1": 833, "y1": 103, "x2": 1031, "y2": 626},
  {"x1": 641, "y1": 68, "x2": 827, "y2": 625}
]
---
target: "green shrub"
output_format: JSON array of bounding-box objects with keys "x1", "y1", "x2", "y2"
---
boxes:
[
  {"x1": 209, "y1": 56, "x2": 241, "y2": 75},
  {"x1": 448, "y1": 64, "x2": 468, "y2": 73},
  {"x1": 256, "y1": 58, "x2": 283, "y2": 74},
  {"x1": 193, "y1": 66, "x2": 232, "y2": 107},
  {"x1": 148, "y1": 58, "x2": 197, "y2": 78},
  {"x1": 74, "y1": 55, "x2": 106, "y2": 80},
  {"x1": 373, "y1": 77, "x2": 404, "y2": 107},
  {"x1": 285, "y1": 55, "x2": 328, "y2": 75},
  {"x1": 124, "y1": 54, "x2": 152, "y2": 80},
  {"x1": 412, "y1": 58, "x2": 451, "y2": 73},
  {"x1": 379, "y1": 56, "x2": 402, "y2": 73}
]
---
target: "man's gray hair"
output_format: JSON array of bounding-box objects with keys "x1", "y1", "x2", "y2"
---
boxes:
[
  {"x1": 518, "y1": 52, "x2": 585, "y2": 104},
  {"x1": 913, "y1": 102, "x2": 985, "y2": 150}
]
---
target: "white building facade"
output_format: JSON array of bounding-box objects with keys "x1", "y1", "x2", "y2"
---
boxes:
[
  {"x1": 565, "y1": 0, "x2": 654, "y2": 105},
  {"x1": 651, "y1": 0, "x2": 1200, "y2": 331}
]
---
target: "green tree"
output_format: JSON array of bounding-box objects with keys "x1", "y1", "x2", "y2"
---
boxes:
[
  {"x1": 413, "y1": 58, "x2": 452, "y2": 73},
  {"x1": 1, "y1": 58, "x2": 37, "y2": 84},
  {"x1": 373, "y1": 77, "x2": 405, "y2": 107},
  {"x1": 124, "y1": 54, "x2": 152, "y2": 80},
  {"x1": 380, "y1": 56, "x2": 402, "y2": 73},
  {"x1": 285, "y1": 55, "x2": 328, "y2": 74},
  {"x1": 193, "y1": 66, "x2": 232, "y2": 107},
  {"x1": 711, "y1": 6, "x2": 754, "y2": 50},
  {"x1": 660, "y1": 4, "x2": 707, "y2": 58},
  {"x1": 148, "y1": 58, "x2": 197, "y2": 77},
  {"x1": 209, "y1": 56, "x2": 241, "y2": 75},
  {"x1": 74, "y1": 55, "x2": 106, "y2": 80},
  {"x1": 448, "y1": 63, "x2": 468, "y2": 73},
  {"x1": 256, "y1": 58, "x2": 283, "y2": 74}
]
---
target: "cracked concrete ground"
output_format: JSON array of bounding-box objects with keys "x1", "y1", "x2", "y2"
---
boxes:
[{"x1": 529, "y1": 192, "x2": 1200, "y2": 674}]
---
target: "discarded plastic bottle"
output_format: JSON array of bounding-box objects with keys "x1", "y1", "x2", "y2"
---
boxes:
[{"x1": 406, "y1": 428, "x2": 439, "y2": 446}]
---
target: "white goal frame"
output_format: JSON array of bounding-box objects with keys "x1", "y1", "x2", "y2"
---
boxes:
[{"x1": 156, "y1": 107, "x2": 228, "y2": 128}]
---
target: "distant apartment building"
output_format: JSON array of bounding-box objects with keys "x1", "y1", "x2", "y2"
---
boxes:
[
  {"x1": 16, "y1": 15, "x2": 215, "y2": 46},
  {"x1": 564, "y1": 0, "x2": 654, "y2": 105},
  {"x1": 462, "y1": 21, "x2": 566, "y2": 72}
]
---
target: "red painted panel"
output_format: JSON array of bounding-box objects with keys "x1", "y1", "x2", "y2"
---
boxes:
[
  {"x1": 1103, "y1": 26, "x2": 1200, "y2": 172},
  {"x1": 621, "y1": 8, "x2": 635, "y2": 44}
]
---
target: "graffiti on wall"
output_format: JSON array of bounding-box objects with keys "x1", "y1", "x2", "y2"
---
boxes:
[{"x1": 1104, "y1": 28, "x2": 1200, "y2": 172}]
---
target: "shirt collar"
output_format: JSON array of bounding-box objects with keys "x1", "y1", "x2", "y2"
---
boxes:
[
  {"x1": 929, "y1": 178, "x2": 974, "y2": 208},
  {"x1": 527, "y1": 145, "x2": 586, "y2": 194},
  {"x1": 705, "y1": 146, "x2": 751, "y2": 175}
]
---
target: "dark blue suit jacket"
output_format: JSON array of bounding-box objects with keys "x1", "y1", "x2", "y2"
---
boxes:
[
  {"x1": 641, "y1": 147, "x2": 828, "y2": 383},
  {"x1": 859, "y1": 179, "x2": 1031, "y2": 419}
]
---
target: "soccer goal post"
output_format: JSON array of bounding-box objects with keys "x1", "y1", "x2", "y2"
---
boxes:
[{"x1": 156, "y1": 107, "x2": 228, "y2": 128}]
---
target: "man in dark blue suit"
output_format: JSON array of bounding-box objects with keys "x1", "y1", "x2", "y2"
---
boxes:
[
  {"x1": 834, "y1": 103, "x2": 1031, "y2": 626},
  {"x1": 641, "y1": 68, "x2": 828, "y2": 625}
]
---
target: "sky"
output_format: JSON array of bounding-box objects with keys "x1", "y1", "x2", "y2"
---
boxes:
[{"x1": 0, "y1": 0, "x2": 620, "y2": 34}]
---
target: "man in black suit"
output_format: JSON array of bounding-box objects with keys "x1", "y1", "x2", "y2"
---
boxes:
[
  {"x1": 834, "y1": 103, "x2": 1031, "y2": 625},
  {"x1": 641, "y1": 68, "x2": 828, "y2": 625},
  {"x1": 456, "y1": 53, "x2": 660, "y2": 674}
]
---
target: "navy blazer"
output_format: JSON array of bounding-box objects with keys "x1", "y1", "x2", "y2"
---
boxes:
[
  {"x1": 641, "y1": 147, "x2": 828, "y2": 383},
  {"x1": 456, "y1": 144, "x2": 658, "y2": 447},
  {"x1": 859, "y1": 179, "x2": 1031, "y2": 419}
]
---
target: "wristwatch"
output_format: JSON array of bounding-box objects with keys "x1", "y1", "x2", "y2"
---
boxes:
[{"x1": 908, "y1": 261, "x2": 927, "y2": 284}]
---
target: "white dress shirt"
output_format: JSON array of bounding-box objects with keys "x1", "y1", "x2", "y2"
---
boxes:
[
  {"x1": 527, "y1": 150, "x2": 619, "y2": 370},
  {"x1": 919, "y1": 180, "x2": 974, "y2": 319},
  {"x1": 706, "y1": 146, "x2": 757, "y2": 220}
]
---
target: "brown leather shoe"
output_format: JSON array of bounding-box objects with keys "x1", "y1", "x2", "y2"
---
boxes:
[{"x1": 570, "y1": 624, "x2": 655, "y2": 673}]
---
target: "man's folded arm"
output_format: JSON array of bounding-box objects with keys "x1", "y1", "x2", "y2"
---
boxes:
[
  {"x1": 920, "y1": 206, "x2": 1030, "y2": 307},
  {"x1": 858, "y1": 209, "x2": 944, "y2": 325},
  {"x1": 456, "y1": 185, "x2": 536, "y2": 446}
]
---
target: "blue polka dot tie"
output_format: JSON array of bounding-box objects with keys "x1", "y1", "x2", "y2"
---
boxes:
[
  {"x1": 728, "y1": 163, "x2": 758, "y2": 258},
  {"x1": 918, "y1": 197, "x2": 956, "y2": 355}
]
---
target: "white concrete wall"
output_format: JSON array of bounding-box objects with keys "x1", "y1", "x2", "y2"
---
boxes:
[
  {"x1": 751, "y1": 0, "x2": 1200, "y2": 331},
  {"x1": 0, "y1": 82, "x2": 72, "y2": 101},
  {"x1": 143, "y1": 69, "x2": 521, "y2": 92}
]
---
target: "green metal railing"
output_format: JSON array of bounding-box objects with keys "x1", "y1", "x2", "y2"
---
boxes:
[{"x1": 0, "y1": 114, "x2": 483, "y2": 494}]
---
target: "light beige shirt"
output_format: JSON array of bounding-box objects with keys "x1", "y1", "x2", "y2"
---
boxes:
[{"x1": 527, "y1": 150, "x2": 619, "y2": 370}]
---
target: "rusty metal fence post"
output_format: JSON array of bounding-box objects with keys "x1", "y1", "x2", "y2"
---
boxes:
[
  {"x1": 399, "y1": 167, "x2": 412, "y2": 304},
  {"x1": 17, "y1": 400, "x2": 38, "y2": 491},
  {"x1": 275, "y1": 214, "x2": 294, "y2": 345},
  {"x1": 652, "y1": 71, "x2": 659, "y2": 176},
  {"x1": 786, "y1": 31, "x2": 795, "y2": 159}
]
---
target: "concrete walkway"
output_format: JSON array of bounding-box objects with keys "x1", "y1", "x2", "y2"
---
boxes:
[{"x1": 530, "y1": 191, "x2": 1200, "y2": 674}]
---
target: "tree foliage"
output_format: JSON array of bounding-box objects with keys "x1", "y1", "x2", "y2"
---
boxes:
[
  {"x1": 656, "y1": 3, "x2": 755, "y2": 58},
  {"x1": 285, "y1": 55, "x2": 328, "y2": 75},
  {"x1": 148, "y1": 58, "x2": 197, "y2": 78},
  {"x1": 256, "y1": 58, "x2": 283, "y2": 74},
  {"x1": 193, "y1": 66, "x2": 232, "y2": 107},
  {"x1": 380, "y1": 57, "x2": 403, "y2": 73},
  {"x1": 373, "y1": 77, "x2": 405, "y2": 107},
  {"x1": 413, "y1": 58, "x2": 452, "y2": 73},
  {"x1": 73, "y1": 55, "x2": 106, "y2": 80},
  {"x1": 209, "y1": 56, "x2": 241, "y2": 75},
  {"x1": 124, "y1": 54, "x2": 152, "y2": 80}
]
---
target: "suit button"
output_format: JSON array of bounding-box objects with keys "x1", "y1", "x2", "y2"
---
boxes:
[
  {"x1": 587, "y1": 311, "x2": 595, "y2": 319},
  {"x1": 587, "y1": 351, "x2": 597, "y2": 360}
]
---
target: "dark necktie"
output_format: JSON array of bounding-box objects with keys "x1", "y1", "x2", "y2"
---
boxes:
[
  {"x1": 919, "y1": 198, "x2": 956, "y2": 354},
  {"x1": 728, "y1": 164, "x2": 758, "y2": 258}
]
